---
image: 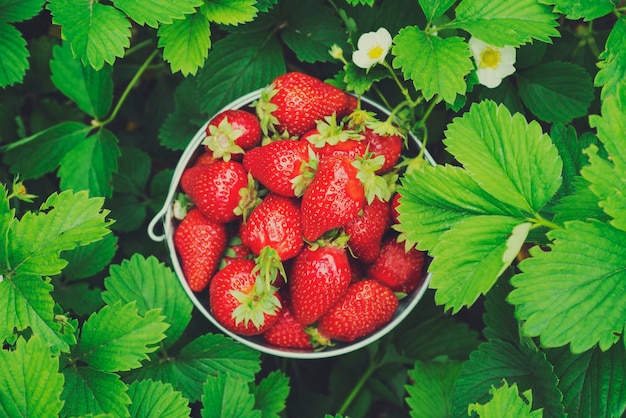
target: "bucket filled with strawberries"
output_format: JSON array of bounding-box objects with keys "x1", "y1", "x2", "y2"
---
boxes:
[{"x1": 148, "y1": 72, "x2": 433, "y2": 359}]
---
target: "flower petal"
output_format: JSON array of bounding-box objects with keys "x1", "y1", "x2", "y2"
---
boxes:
[{"x1": 353, "y1": 50, "x2": 375, "y2": 69}]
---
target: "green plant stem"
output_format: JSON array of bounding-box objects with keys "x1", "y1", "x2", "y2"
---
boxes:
[
  {"x1": 98, "y1": 48, "x2": 159, "y2": 128},
  {"x1": 124, "y1": 39, "x2": 153, "y2": 57},
  {"x1": 531, "y1": 214, "x2": 562, "y2": 231},
  {"x1": 336, "y1": 359, "x2": 377, "y2": 415},
  {"x1": 382, "y1": 60, "x2": 420, "y2": 108}
]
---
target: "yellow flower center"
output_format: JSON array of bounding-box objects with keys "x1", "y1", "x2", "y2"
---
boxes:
[
  {"x1": 368, "y1": 46, "x2": 384, "y2": 60},
  {"x1": 479, "y1": 47, "x2": 501, "y2": 69}
]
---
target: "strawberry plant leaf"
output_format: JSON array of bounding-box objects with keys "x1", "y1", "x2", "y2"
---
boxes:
[
  {"x1": 550, "y1": 125, "x2": 596, "y2": 198},
  {"x1": 418, "y1": 0, "x2": 456, "y2": 22},
  {"x1": 129, "y1": 333, "x2": 261, "y2": 402},
  {"x1": 398, "y1": 165, "x2": 521, "y2": 250},
  {"x1": 595, "y1": 16, "x2": 626, "y2": 99},
  {"x1": 50, "y1": 42, "x2": 113, "y2": 118},
  {"x1": 280, "y1": 0, "x2": 347, "y2": 63},
  {"x1": 61, "y1": 233, "x2": 118, "y2": 281},
  {"x1": 345, "y1": 0, "x2": 374, "y2": 5},
  {"x1": 392, "y1": 27, "x2": 473, "y2": 104},
  {"x1": 451, "y1": 339, "x2": 564, "y2": 418},
  {"x1": 448, "y1": 0, "x2": 560, "y2": 47},
  {"x1": 52, "y1": 282, "x2": 105, "y2": 317},
  {"x1": 405, "y1": 360, "x2": 463, "y2": 418},
  {"x1": 584, "y1": 84, "x2": 626, "y2": 231},
  {"x1": 6, "y1": 190, "x2": 112, "y2": 277},
  {"x1": 0, "y1": 23, "x2": 28, "y2": 88},
  {"x1": 2, "y1": 121, "x2": 91, "y2": 180},
  {"x1": 547, "y1": 343, "x2": 626, "y2": 418},
  {"x1": 112, "y1": 0, "x2": 202, "y2": 28},
  {"x1": 102, "y1": 254, "x2": 194, "y2": 348},
  {"x1": 112, "y1": 147, "x2": 151, "y2": 195},
  {"x1": 429, "y1": 216, "x2": 530, "y2": 313},
  {"x1": 128, "y1": 379, "x2": 191, "y2": 418},
  {"x1": 398, "y1": 164, "x2": 522, "y2": 251},
  {"x1": 256, "y1": 0, "x2": 278, "y2": 13},
  {"x1": 444, "y1": 100, "x2": 562, "y2": 213},
  {"x1": 106, "y1": 193, "x2": 146, "y2": 232},
  {"x1": 0, "y1": 335, "x2": 64, "y2": 418},
  {"x1": 196, "y1": 32, "x2": 285, "y2": 116},
  {"x1": 482, "y1": 272, "x2": 520, "y2": 346},
  {"x1": 74, "y1": 301, "x2": 168, "y2": 372},
  {"x1": 0, "y1": 186, "x2": 13, "y2": 264},
  {"x1": 510, "y1": 220, "x2": 626, "y2": 353},
  {"x1": 538, "y1": 0, "x2": 615, "y2": 21},
  {"x1": 201, "y1": 0, "x2": 258, "y2": 25},
  {"x1": 201, "y1": 372, "x2": 262, "y2": 418},
  {"x1": 0, "y1": 0, "x2": 45, "y2": 23},
  {"x1": 253, "y1": 370, "x2": 290, "y2": 418},
  {"x1": 552, "y1": 177, "x2": 609, "y2": 225},
  {"x1": 468, "y1": 381, "x2": 543, "y2": 418},
  {"x1": 46, "y1": 0, "x2": 131, "y2": 69},
  {"x1": 58, "y1": 128, "x2": 121, "y2": 198},
  {"x1": 159, "y1": 77, "x2": 206, "y2": 151},
  {"x1": 518, "y1": 61, "x2": 595, "y2": 124},
  {"x1": 61, "y1": 366, "x2": 130, "y2": 417},
  {"x1": 158, "y1": 12, "x2": 211, "y2": 76},
  {"x1": 0, "y1": 275, "x2": 69, "y2": 354}
]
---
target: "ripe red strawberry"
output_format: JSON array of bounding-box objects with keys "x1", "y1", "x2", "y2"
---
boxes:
[
  {"x1": 193, "y1": 150, "x2": 218, "y2": 167},
  {"x1": 263, "y1": 304, "x2": 313, "y2": 349},
  {"x1": 344, "y1": 197, "x2": 390, "y2": 263},
  {"x1": 301, "y1": 155, "x2": 365, "y2": 242},
  {"x1": 219, "y1": 235, "x2": 253, "y2": 269},
  {"x1": 209, "y1": 259, "x2": 282, "y2": 336},
  {"x1": 174, "y1": 209, "x2": 227, "y2": 292},
  {"x1": 300, "y1": 114, "x2": 365, "y2": 160},
  {"x1": 367, "y1": 237, "x2": 426, "y2": 293},
  {"x1": 316, "y1": 279, "x2": 398, "y2": 343},
  {"x1": 365, "y1": 128, "x2": 403, "y2": 174},
  {"x1": 240, "y1": 193, "x2": 304, "y2": 287},
  {"x1": 256, "y1": 72, "x2": 350, "y2": 137},
  {"x1": 203, "y1": 109, "x2": 262, "y2": 161},
  {"x1": 289, "y1": 242, "x2": 352, "y2": 325},
  {"x1": 243, "y1": 139, "x2": 313, "y2": 197},
  {"x1": 180, "y1": 160, "x2": 258, "y2": 223}
]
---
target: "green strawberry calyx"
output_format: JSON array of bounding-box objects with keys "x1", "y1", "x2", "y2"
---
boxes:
[
  {"x1": 252, "y1": 246, "x2": 287, "y2": 290},
  {"x1": 202, "y1": 116, "x2": 246, "y2": 161},
  {"x1": 291, "y1": 146, "x2": 318, "y2": 197},
  {"x1": 255, "y1": 85, "x2": 280, "y2": 136},
  {"x1": 234, "y1": 173, "x2": 262, "y2": 222},
  {"x1": 230, "y1": 280, "x2": 281, "y2": 329},
  {"x1": 305, "y1": 326, "x2": 334, "y2": 350},
  {"x1": 352, "y1": 154, "x2": 391, "y2": 204},
  {"x1": 304, "y1": 114, "x2": 362, "y2": 148}
]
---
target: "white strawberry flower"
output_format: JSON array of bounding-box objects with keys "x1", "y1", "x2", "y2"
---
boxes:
[
  {"x1": 469, "y1": 36, "x2": 516, "y2": 88},
  {"x1": 352, "y1": 27, "x2": 393, "y2": 69}
]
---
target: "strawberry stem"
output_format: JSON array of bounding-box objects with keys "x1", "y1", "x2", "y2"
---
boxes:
[{"x1": 253, "y1": 246, "x2": 287, "y2": 289}]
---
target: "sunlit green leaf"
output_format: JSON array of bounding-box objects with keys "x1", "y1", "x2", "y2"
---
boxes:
[
  {"x1": 550, "y1": 125, "x2": 596, "y2": 198},
  {"x1": 75, "y1": 301, "x2": 168, "y2": 372},
  {"x1": 398, "y1": 164, "x2": 521, "y2": 251},
  {"x1": 47, "y1": 0, "x2": 131, "y2": 69},
  {"x1": 0, "y1": 23, "x2": 28, "y2": 88},
  {"x1": 468, "y1": 381, "x2": 543, "y2": 418},
  {"x1": 280, "y1": 0, "x2": 347, "y2": 63},
  {"x1": 510, "y1": 220, "x2": 626, "y2": 353},
  {"x1": 61, "y1": 366, "x2": 130, "y2": 417},
  {"x1": 444, "y1": 100, "x2": 562, "y2": 213},
  {"x1": 158, "y1": 12, "x2": 211, "y2": 76},
  {"x1": 253, "y1": 371, "x2": 290, "y2": 418},
  {"x1": 539, "y1": 0, "x2": 615, "y2": 21},
  {"x1": 449, "y1": 0, "x2": 560, "y2": 47},
  {"x1": 405, "y1": 360, "x2": 462, "y2": 418},
  {"x1": 58, "y1": 128, "x2": 120, "y2": 198},
  {"x1": 595, "y1": 16, "x2": 626, "y2": 99},
  {"x1": 202, "y1": 372, "x2": 261, "y2": 418},
  {"x1": 102, "y1": 254, "x2": 193, "y2": 348},
  {"x1": 518, "y1": 61, "x2": 594, "y2": 124},
  {"x1": 7, "y1": 190, "x2": 112, "y2": 277},
  {"x1": 418, "y1": 0, "x2": 456, "y2": 21},
  {"x1": 584, "y1": 84, "x2": 626, "y2": 231},
  {"x1": 0, "y1": 275, "x2": 71, "y2": 354},
  {"x1": 547, "y1": 343, "x2": 626, "y2": 418},
  {"x1": 201, "y1": 0, "x2": 257, "y2": 25},
  {"x1": 0, "y1": 0, "x2": 45, "y2": 23},
  {"x1": 392, "y1": 26, "x2": 473, "y2": 104},
  {"x1": 113, "y1": 0, "x2": 202, "y2": 28},
  {"x1": 451, "y1": 339, "x2": 564, "y2": 418},
  {"x1": 129, "y1": 333, "x2": 261, "y2": 402},
  {"x1": 552, "y1": 177, "x2": 609, "y2": 224},
  {"x1": 0, "y1": 335, "x2": 64, "y2": 418},
  {"x1": 429, "y1": 216, "x2": 529, "y2": 313},
  {"x1": 196, "y1": 32, "x2": 285, "y2": 116},
  {"x1": 128, "y1": 379, "x2": 191, "y2": 418},
  {"x1": 3, "y1": 121, "x2": 90, "y2": 180},
  {"x1": 50, "y1": 41, "x2": 113, "y2": 118}
]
